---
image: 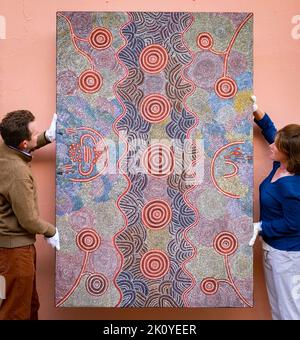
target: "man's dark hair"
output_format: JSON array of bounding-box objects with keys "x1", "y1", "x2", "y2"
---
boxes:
[{"x1": 0, "y1": 110, "x2": 35, "y2": 148}]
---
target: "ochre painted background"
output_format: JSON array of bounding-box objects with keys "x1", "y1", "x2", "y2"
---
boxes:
[{"x1": 0, "y1": 0, "x2": 299, "y2": 319}]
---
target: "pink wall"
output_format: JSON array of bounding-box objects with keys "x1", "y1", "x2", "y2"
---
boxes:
[{"x1": 0, "y1": 0, "x2": 299, "y2": 320}]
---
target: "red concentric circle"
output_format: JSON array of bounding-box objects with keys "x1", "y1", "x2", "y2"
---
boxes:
[
  {"x1": 197, "y1": 32, "x2": 214, "y2": 50},
  {"x1": 200, "y1": 277, "x2": 219, "y2": 295},
  {"x1": 85, "y1": 273, "x2": 108, "y2": 296},
  {"x1": 79, "y1": 70, "x2": 102, "y2": 94},
  {"x1": 142, "y1": 199, "x2": 172, "y2": 230},
  {"x1": 140, "y1": 250, "x2": 170, "y2": 279},
  {"x1": 215, "y1": 77, "x2": 237, "y2": 99},
  {"x1": 139, "y1": 44, "x2": 169, "y2": 74},
  {"x1": 76, "y1": 228, "x2": 101, "y2": 252},
  {"x1": 213, "y1": 231, "x2": 238, "y2": 256},
  {"x1": 140, "y1": 94, "x2": 171, "y2": 123},
  {"x1": 89, "y1": 27, "x2": 113, "y2": 50},
  {"x1": 142, "y1": 143, "x2": 174, "y2": 178}
]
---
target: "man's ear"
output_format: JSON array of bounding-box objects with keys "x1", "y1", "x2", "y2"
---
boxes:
[{"x1": 18, "y1": 140, "x2": 27, "y2": 150}]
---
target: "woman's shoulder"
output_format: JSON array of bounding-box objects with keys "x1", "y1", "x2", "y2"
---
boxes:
[{"x1": 275, "y1": 175, "x2": 300, "y2": 199}]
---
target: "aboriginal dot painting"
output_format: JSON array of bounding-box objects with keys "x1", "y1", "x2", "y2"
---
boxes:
[{"x1": 56, "y1": 12, "x2": 253, "y2": 307}]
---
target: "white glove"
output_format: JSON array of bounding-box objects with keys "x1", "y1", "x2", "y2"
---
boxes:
[
  {"x1": 45, "y1": 113, "x2": 57, "y2": 142},
  {"x1": 0, "y1": 274, "x2": 5, "y2": 300},
  {"x1": 251, "y1": 95, "x2": 258, "y2": 112},
  {"x1": 45, "y1": 229, "x2": 60, "y2": 251},
  {"x1": 249, "y1": 221, "x2": 262, "y2": 246}
]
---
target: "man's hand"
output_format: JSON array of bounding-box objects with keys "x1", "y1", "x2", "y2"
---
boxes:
[
  {"x1": 0, "y1": 275, "x2": 5, "y2": 300},
  {"x1": 45, "y1": 228, "x2": 60, "y2": 250},
  {"x1": 249, "y1": 222, "x2": 262, "y2": 246},
  {"x1": 45, "y1": 113, "x2": 57, "y2": 142}
]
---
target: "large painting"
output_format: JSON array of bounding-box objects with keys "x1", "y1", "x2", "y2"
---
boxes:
[{"x1": 56, "y1": 12, "x2": 253, "y2": 307}]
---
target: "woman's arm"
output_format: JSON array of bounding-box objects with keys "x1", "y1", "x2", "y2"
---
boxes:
[
  {"x1": 254, "y1": 112, "x2": 277, "y2": 145},
  {"x1": 252, "y1": 96, "x2": 277, "y2": 144},
  {"x1": 253, "y1": 107, "x2": 265, "y2": 121}
]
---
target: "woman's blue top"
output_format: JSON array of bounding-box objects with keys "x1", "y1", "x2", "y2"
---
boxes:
[{"x1": 255, "y1": 114, "x2": 300, "y2": 251}]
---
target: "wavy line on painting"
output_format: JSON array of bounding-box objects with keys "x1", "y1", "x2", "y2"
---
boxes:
[
  {"x1": 112, "y1": 12, "x2": 133, "y2": 307},
  {"x1": 178, "y1": 13, "x2": 200, "y2": 307}
]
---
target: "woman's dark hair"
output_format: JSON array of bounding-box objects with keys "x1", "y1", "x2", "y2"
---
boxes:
[
  {"x1": 276, "y1": 124, "x2": 300, "y2": 174},
  {"x1": 0, "y1": 110, "x2": 35, "y2": 148}
]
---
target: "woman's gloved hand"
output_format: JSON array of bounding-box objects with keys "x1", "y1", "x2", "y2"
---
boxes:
[
  {"x1": 249, "y1": 221, "x2": 262, "y2": 246},
  {"x1": 251, "y1": 95, "x2": 265, "y2": 121},
  {"x1": 251, "y1": 95, "x2": 258, "y2": 112}
]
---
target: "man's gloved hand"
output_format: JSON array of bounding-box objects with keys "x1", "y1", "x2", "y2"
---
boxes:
[
  {"x1": 45, "y1": 113, "x2": 57, "y2": 142},
  {"x1": 249, "y1": 221, "x2": 262, "y2": 247},
  {"x1": 45, "y1": 228, "x2": 60, "y2": 251},
  {"x1": 0, "y1": 274, "x2": 5, "y2": 300},
  {"x1": 251, "y1": 95, "x2": 258, "y2": 112}
]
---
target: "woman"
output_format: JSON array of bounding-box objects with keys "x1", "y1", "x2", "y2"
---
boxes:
[{"x1": 251, "y1": 96, "x2": 300, "y2": 320}]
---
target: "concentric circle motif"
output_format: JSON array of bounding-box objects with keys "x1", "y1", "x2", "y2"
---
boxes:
[
  {"x1": 142, "y1": 143, "x2": 174, "y2": 178},
  {"x1": 139, "y1": 44, "x2": 169, "y2": 74},
  {"x1": 213, "y1": 231, "x2": 238, "y2": 256},
  {"x1": 140, "y1": 94, "x2": 171, "y2": 123},
  {"x1": 89, "y1": 27, "x2": 113, "y2": 50},
  {"x1": 79, "y1": 70, "x2": 102, "y2": 94},
  {"x1": 85, "y1": 273, "x2": 108, "y2": 296},
  {"x1": 76, "y1": 228, "x2": 101, "y2": 252},
  {"x1": 197, "y1": 32, "x2": 214, "y2": 50},
  {"x1": 215, "y1": 77, "x2": 237, "y2": 99},
  {"x1": 140, "y1": 250, "x2": 170, "y2": 279},
  {"x1": 200, "y1": 277, "x2": 219, "y2": 295},
  {"x1": 142, "y1": 199, "x2": 172, "y2": 230}
]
